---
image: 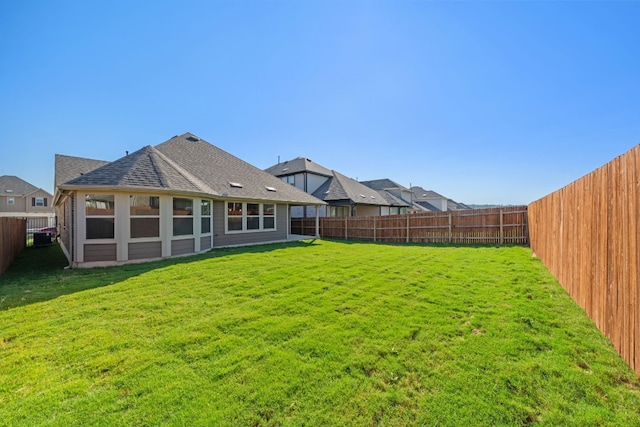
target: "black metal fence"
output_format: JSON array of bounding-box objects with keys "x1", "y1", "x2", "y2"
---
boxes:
[{"x1": 25, "y1": 216, "x2": 57, "y2": 247}]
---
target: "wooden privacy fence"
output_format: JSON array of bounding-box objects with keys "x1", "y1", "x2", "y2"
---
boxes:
[
  {"x1": 0, "y1": 217, "x2": 27, "y2": 276},
  {"x1": 291, "y1": 206, "x2": 528, "y2": 245},
  {"x1": 529, "y1": 144, "x2": 640, "y2": 377}
]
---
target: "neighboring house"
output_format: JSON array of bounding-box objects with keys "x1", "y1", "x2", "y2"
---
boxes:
[
  {"x1": 448, "y1": 199, "x2": 472, "y2": 210},
  {"x1": 360, "y1": 178, "x2": 429, "y2": 214},
  {"x1": 410, "y1": 186, "x2": 469, "y2": 212},
  {"x1": 53, "y1": 133, "x2": 325, "y2": 268},
  {"x1": 265, "y1": 157, "x2": 399, "y2": 217},
  {"x1": 0, "y1": 175, "x2": 55, "y2": 221},
  {"x1": 265, "y1": 157, "x2": 333, "y2": 217}
]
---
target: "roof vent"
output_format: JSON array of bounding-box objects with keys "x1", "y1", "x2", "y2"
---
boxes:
[
  {"x1": 370, "y1": 196, "x2": 376, "y2": 199},
  {"x1": 265, "y1": 186, "x2": 277, "y2": 192},
  {"x1": 186, "y1": 136, "x2": 200, "y2": 142},
  {"x1": 282, "y1": 168, "x2": 288, "y2": 172},
  {"x1": 229, "y1": 182, "x2": 243, "y2": 188},
  {"x1": 5, "y1": 189, "x2": 13, "y2": 193},
  {"x1": 360, "y1": 194, "x2": 366, "y2": 198}
]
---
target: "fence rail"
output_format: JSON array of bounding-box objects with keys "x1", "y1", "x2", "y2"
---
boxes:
[
  {"x1": 0, "y1": 217, "x2": 27, "y2": 276},
  {"x1": 291, "y1": 206, "x2": 528, "y2": 245},
  {"x1": 528, "y1": 144, "x2": 640, "y2": 377}
]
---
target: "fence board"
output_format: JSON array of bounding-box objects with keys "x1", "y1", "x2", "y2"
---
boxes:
[
  {"x1": 529, "y1": 144, "x2": 640, "y2": 377},
  {"x1": 291, "y1": 206, "x2": 528, "y2": 246},
  {"x1": 0, "y1": 217, "x2": 27, "y2": 276}
]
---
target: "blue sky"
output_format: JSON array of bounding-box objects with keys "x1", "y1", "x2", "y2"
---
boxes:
[{"x1": 1, "y1": 0, "x2": 638, "y2": 205}]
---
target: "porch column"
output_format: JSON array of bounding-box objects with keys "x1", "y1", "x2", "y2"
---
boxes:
[{"x1": 315, "y1": 205, "x2": 320, "y2": 238}]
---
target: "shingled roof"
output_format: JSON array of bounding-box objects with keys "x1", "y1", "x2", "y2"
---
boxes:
[
  {"x1": 55, "y1": 155, "x2": 111, "y2": 188},
  {"x1": 57, "y1": 133, "x2": 324, "y2": 205},
  {"x1": 312, "y1": 170, "x2": 390, "y2": 206},
  {"x1": 0, "y1": 175, "x2": 39, "y2": 196},
  {"x1": 265, "y1": 157, "x2": 333, "y2": 177}
]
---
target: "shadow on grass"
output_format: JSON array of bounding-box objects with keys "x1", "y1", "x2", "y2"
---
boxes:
[
  {"x1": 321, "y1": 238, "x2": 528, "y2": 249},
  {"x1": 0, "y1": 239, "x2": 321, "y2": 311}
]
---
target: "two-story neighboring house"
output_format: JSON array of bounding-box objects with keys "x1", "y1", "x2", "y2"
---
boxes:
[
  {"x1": 0, "y1": 175, "x2": 55, "y2": 224},
  {"x1": 265, "y1": 157, "x2": 402, "y2": 217}
]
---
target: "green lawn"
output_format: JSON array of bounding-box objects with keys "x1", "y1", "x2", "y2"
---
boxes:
[{"x1": 1, "y1": 241, "x2": 639, "y2": 426}]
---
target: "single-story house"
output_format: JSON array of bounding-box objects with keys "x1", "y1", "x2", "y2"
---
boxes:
[{"x1": 53, "y1": 133, "x2": 325, "y2": 268}]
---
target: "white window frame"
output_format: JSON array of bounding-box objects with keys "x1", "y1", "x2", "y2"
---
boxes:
[
  {"x1": 7, "y1": 197, "x2": 14, "y2": 205},
  {"x1": 35, "y1": 197, "x2": 45, "y2": 207},
  {"x1": 201, "y1": 200, "x2": 212, "y2": 235},
  {"x1": 225, "y1": 202, "x2": 277, "y2": 234}
]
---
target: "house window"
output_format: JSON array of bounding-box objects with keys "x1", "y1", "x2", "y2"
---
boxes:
[
  {"x1": 226, "y1": 202, "x2": 276, "y2": 233},
  {"x1": 330, "y1": 206, "x2": 350, "y2": 217},
  {"x1": 33, "y1": 197, "x2": 47, "y2": 207},
  {"x1": 173, "y1": 198, "x2": 193, "y2": 236},
  {"x1": 130, "y1": 195, "x2": 160, "y2": 238},
  {"x1": 7, "y1": 197, "x2": 14, "y2": 205},
  {"x1": 85, "y1": 194, "x2": 115, "y2": 239},
  {"x1": 390, "y1": 207, "x2": 399, "y2": 215},
  {"x1": 227, "y1": 202, "x2": 243, "y2": 231},
  {"x1": 247, "y1": 203, "x2": 260, "y2": 230},
  {"x1": 263, "y1": 204, "x2": 275, "y2": 229},
  {"x1": 281, "y1": 175, "x2": 295, "y2": 185},
  {"x1": 201, "y1": 200, "x2": 211, "y2": 234}
]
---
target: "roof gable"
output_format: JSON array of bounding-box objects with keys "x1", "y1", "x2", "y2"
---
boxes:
[
  {"x1": 0, "y1": 175, "x2": 39, "y2": 196},
  {"x1": 55, "y1": 154, "x2": 110, "y2": 187}
]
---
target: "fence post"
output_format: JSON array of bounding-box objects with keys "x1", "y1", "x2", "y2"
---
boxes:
[
  {"x1": 345, "y1": 216, "x2": 348, "y2": 240},
  {"x1": 499, "y1": 209, "x2": 504, "y2": 245},
  {"x1": 448, "y1": 213, "x2": 452, "y2": 243},
  {"x1": 406, "y1": 214, "x2": 410, "y2": 243},
  {"x1": 373, "y1": 216, "x2": 376, "y2": 242}
]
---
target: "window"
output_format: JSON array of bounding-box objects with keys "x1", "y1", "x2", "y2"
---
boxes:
[
  {"x1": 330, "y1": 206, "x2": 350, "y2": 217},
  {"x1": 263, "y1": 204, "x2": 275, "y2": 229},
  {"x1": 7, "y1": 197, "x2": 14, "y2": 205},
  {"x1": 32, "y1": 197, "x2": 47, "y2": 207},
  {"x1": 86, "y1": 194, "x2": 115, "y2": 239},
  {"x1": 201, "y1": 200, "x2": 211, "y2": 234},
  {"x1": 227, "y1": 202, "x2": 243, "y2": 231},
  {"x1": 173, "y1": 198, "x2": 193, "y2": 236},
  {"x1": 226, "y1": 202, "x2": 277, "y2": 233},
  {"x1": 130, "y1": 195, "x2": 160, "y2": 238},
  {"x1": 281, "y1": 175, "x2": 295, "y2": 185},
  {"x1": 247, "y1": 203, "x2": 260, "y2": 230}
]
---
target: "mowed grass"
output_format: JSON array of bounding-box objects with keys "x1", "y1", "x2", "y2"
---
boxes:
[{"x1": 1, "y1": 241, "x2": 639, "y2": 426}]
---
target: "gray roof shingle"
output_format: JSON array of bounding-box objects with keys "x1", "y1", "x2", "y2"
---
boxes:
[
  {"x1": 312, "y1": 170, "x2": 390, "y2": 206},
  {"x1": 0, "y1": 175, "x2": 39, "y2": 196},
  {"x1": 57, "y1": 133, "x2": 324, "y2": 205},
  {"x1": 265, "y1": 157, "x2": 333, "y2": 177},
  {"x1": 55, "y1": 154, "x2": 110, "y2": 188}
]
